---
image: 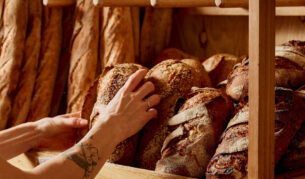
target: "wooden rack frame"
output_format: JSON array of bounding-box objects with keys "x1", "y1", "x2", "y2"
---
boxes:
[{"x1": 38, "y1": 0, "x2": 305, "y2": 179}]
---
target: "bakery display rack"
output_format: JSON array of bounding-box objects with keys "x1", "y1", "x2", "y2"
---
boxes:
[{"x1": 9, "y1": 0, "x2": 305, "y2": 178}]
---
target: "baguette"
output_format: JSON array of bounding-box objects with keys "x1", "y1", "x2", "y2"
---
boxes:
[
  {"x1": 50, "y1": 6, "x2": 75, "y2": 116},
  {"x1": 136, "y1": 59, "x2": 203, "y2": 170},
  {"x1": 156, "y1": 88, "x2": 233, "y2": 177},
  {"x1": 140, "y1": 8, "x2": 173, "y2": 67},
  {"x1": 206, "y1": 87, "x2": 305, "y2": 178},
  {"x1": 27, "y1": 7, "x2": 62, "y2": 122},
  {"x1": 100, "y1": 7, "x2": 135, "y2": 71},
  {"x1": 9, "y1": 0, "x2": 42, "y2": 127},
  {"x1": 67, "y1": 0, "x2": 99, "y2": 113},
  {"x1": 0, "y1": 0, "x2": 28, "y2": 129}
]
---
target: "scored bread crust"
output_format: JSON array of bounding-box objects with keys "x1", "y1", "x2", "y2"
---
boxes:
[
  {"x1": 153, "y1": 48, "x2": 198, "y2": 67},
  {"x1": 81, "y1": 63, "x2": 147, "y2": 165},
  {"x1": 206, "y1": 88, "x2": 305, "y2": 178},
  {"x1": 226, "y1": 57, "x2": 305, "y2": 101},
  {"x1": 155, "y1": 88, "x2": 233, "y2": 178},
  {"x1": 136, "y1": 59, "x2": 203, "y2": 170}
]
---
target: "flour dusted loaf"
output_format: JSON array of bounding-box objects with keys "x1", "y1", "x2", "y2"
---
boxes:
[
  {"x1": 206, "y1": 88, "x2": 305, "y2": 178},
  {"x1": 202, "y1": 54, "x2": 242, "y2": 86},
  {"x1": 155, "y1": 88, "x2": 233, "y2": 178},
  {"x1": 81, "y1": 63, "x2": 147, "y2": 165},
  {"x1": 226, "y1": 55, "x2": 305, "y2": 101},
  {"x1": 136, "y1": 59, "x2": 204, "y2": 170},
  {"x1": 277, "y1": 85, "x2": 305, "y2": 170}
]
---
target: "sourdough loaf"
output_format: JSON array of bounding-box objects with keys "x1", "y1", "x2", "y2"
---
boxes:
[
  {"x1": 0, "y1": 0, "x2": 28, "y2": 129},
  {"x1": 136, "y1": 59, "x2": 203, "y2": 170},
  {"x1": 9, "y1": 0, "x2": 42, "y2": 126},
  {"x1": 277, "y1": 85, "x2": 305, "y2": 170},
  {"x1": 82, "y1": 63, "x2": 147, "y2": 165},
  {"x1": 206, "y1": 88, "x2": 305, "y2": 178},
  {"x1": 155, "y1": 88, "x2": 233, "y2": 177},
  {"x1": 67, "y1": 0, "x2": 99, "y2": 113},
  {"x1": 202, "y1": 54, "x2": 242, "y2": 86},
  {"x1": 153, "y1": 48, "x2": 197, "y2": 67},
  {"x1": 27, "y1": 7, "x2": 62, "y2": 122},
  {"x1": 226, "y1": 57, "x2": 305, "y2": 101}
]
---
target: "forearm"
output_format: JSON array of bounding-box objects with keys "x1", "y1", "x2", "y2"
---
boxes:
[
  {"x1": 0, "y1": 122, "x2": 41, "y2": 160},
  {"x1": 29, "y1": 116, "x2": 119, "y2": 179}
]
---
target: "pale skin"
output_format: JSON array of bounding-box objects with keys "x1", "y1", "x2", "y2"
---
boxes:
[{"x1": 0, "y1": 69, "x2": 160, "y2": 179}]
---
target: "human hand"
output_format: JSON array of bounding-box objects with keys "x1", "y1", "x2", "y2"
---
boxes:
[
  {"x1": 93, "y1": 69, "x2": 160, "y2": 143},
  {"x1": 34, "y1": 112, "x2": 88, "y2": 151}
]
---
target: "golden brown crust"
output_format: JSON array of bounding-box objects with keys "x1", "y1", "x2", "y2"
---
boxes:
[
  {"x1": 50, "y1": 6, "x2": 75, "y2": 116},
  {"x1": 100, "y1": 7, "x2": 135, "y2": 71},
  {"x1": 67, "y1": 0, "x2": 99, "y2": 113},
  {"x1": 9, "y1": 0, "x2": 42, "y2": 127},
  {"x1": 0, "y1": 0, "x2": 28, "y2": 129},
  {"x1": 140, "y1": 8, "x2": 173, "y2": 67},
  {"x1": 27, "y1": 7, "x2": 62, "y2": 122},
  {"x1": 226, "y1": 57, "x2": 305, "y2": 101},
  {"x1": 153, "y1": 48, "x2": 197, "y2": 67},
  {"x1": 155, "y1": 88, "x2": 233, "y2": 178},
  {"x1": 82, "y1": 63, "x2": 147, "y2": 165},
  {"x1": 202, "y1": 54, "x2": 242, "y2": 86},
  {"x1": 136, "y1": 59, "x2": 203, "y2": 170},
  {"x1": 206, "y1": 88, "x2": 305, "y2": 178}
]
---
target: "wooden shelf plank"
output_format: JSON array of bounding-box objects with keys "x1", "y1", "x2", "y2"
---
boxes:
[
  {"x1": 43, "y1": 0, "x2": 75, "y2": 6},
  {"x1": 179, "y1": 7, "x2": 305, "y2": 16},
  {"x1": 248, "y1": 0, "x2": 275, "y2": 178}
]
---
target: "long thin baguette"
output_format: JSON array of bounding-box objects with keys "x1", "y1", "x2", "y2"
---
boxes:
[
  {"x1": 67, "y1": 0, "x2": 99, "y2": 113},
  {"x1": 100, "y1": 7, "x2": 135, "y2": 71},
  {"x1": 27, "y1": 7, "x2": 62, "y2": 122},
  {"x1": 0, "y1": 0, "x2": 5, "y2": 55},
  {"x1": 0, "y1": 0, "x2": 28, "y2": 129},
  {"x1": 9, "y1": 0, "x2": 42, "y2": 127},
  {"x1": 50, "y1": 6, "x2": 75, "y2": 116},
  {"x1": 131, "y1": 7, "x2": 140, "y2": 62},
  {"x1": 140, "y1": 8, "x2": 173, "y2": 67}
]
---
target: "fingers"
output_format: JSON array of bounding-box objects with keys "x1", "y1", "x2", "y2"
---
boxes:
[
  {"x1": 146, "y1": 108, "x2": 158, "y2": 119},
  {"x1": 55, "y1": 117, "x2": 88, "y2": 128},
  {"x1": 59, "y1": 111, "x2": 81, "y2": 118},
  {"x1": 146, "y1": 94, "x2": 160, "y2": 108},
  {"x1": 122, "y1": 69, "x2": 147, "y2": 94},
  {"x1": 135, "y1": 81, "x2": 155, "y2": 99}
]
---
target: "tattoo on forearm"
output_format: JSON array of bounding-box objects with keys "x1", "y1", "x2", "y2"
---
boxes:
[{"x1": 64, "y1": 141, "x2": 100, "y2": 179}]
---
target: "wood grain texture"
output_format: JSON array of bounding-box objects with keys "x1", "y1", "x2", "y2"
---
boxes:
[
  {"x1": 93, "y1": 0, "x2": 150, "y2": 7},
  {"x1": 0, "y1": 0, "x2": 28, "y2": 129},
  {"x1": 100, "y1": 7, "x2": 135, "y2": 71},
  {"x1": 9, "y1": 0, "x2": 42, "y2": 127},
  {"x1": 248, "y1": 0, "x2": 275, "y2": 179},
  {"x1": 140, "y1": 7, "x2": 173, "y2": 67},
  {"x1": 67, "y1": 0, "x2": 99, "y2": 113},
  {"x1": 151, "y1": 0, "x2": 214, "y2": 7},
  {"x1": 216, "y1": 0, "x2": 305, "y2": 7},
  {"x1": 27, "y1": 7, "x2": 62, "y2": 122},
  {"x1": 43, "y1": 0, "x2": 75, "y2": 6},
  {"x1": 50, "y1": 6, "x2": 75, "y2": 116}
]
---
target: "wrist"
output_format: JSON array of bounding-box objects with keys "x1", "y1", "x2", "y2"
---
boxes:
[{"x1": 31, "y1": 120, "x2": 44, "y2": 149}]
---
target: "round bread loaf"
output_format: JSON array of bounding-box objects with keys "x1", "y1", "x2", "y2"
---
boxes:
[
  {"x1": 206, "y1": 87, "x2": 305, "y2": 178},
  {"x1": 202, "y1": 54, "x2": 242, "y2": 86},
  {"x1": 226, "y1": 57, "x2": 305, "y2": 101},
  {"x1": 136, "y1": 59, "x2": 203, "y2": 170},
  {"x1": 81, "y1": 63, "x2": 147, "y2": 165},
  {"x1": 153, "y1": 48, "x2": 197, "y2": 67},
  {"x1": 155, "y1": 88, "x2": 233, "y2": 178}
]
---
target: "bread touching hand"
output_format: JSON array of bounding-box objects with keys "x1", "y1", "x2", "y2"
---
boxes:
[{"x1": 93, "y1": 69, "x2": 160, "y2": 143}]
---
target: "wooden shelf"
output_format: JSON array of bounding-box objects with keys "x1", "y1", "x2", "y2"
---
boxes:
[{"x1": 179, "y1": 7, "x2": 305, "y2": 16}]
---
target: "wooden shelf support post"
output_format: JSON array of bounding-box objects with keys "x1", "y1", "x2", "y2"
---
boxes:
[{"x1": 248, "y1": 0, "x2": 275, "y2": 178}]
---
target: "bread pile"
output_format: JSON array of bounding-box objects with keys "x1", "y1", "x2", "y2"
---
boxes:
[{"x1": 79, "y1": 40, "x2": 305, "y2": 178}]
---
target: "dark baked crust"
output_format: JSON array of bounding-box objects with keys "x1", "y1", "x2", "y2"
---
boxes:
[
  {"x1": 155, "y1": 88, "x2": 233, "y2": 178},
  {"x1": 136, "y1": 59, "x2": 203, "y2": 170},
  {"x1": 226, "y1": 57, "x2": 305, "y2": 101},
  {"x1": 81, "y1": 63, "x2": 147, "y2": 165},
  {"x1": 153, "y1": 48, "x2": 197, "y2": 66},
  {"x1": 206, "y1": 88, "x2": 305, "y2": 178}
]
